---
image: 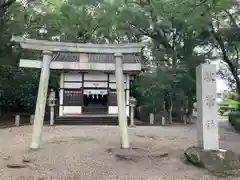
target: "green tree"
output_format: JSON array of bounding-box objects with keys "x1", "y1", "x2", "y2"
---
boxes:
[{"x1": 1, "y1": 0, "x2": 238, "y2": 119}]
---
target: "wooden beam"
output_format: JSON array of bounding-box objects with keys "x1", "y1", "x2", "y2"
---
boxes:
[
  {"x1": 12, "y1": 36, "x2": 145, "y2": 53},
  {"x1": 19, "y1": 59, "x2": 142, "y2": 71},
  {"x1": 20, "y1": 59, "x2": 42, "y2": 68}
]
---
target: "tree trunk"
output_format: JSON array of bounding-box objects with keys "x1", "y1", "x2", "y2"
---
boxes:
[
  {"x1": 180, "y1": 106, "x2": 186, "y2": 124},
  {"x1": 180, "y1": 100, "x2": 187, "y2": 124},
  {"x1": 168, "y1": 106, "x2": 173, "y2": 124},
  {"x1": 236, "y1": 78, "x2": 240, "y2": 110},
  {"x1": 0, "y1": 0, "x2": 16, "y2": 18},
  {"x1": 186, "y1": 95, "x2": 194, "y2": 124},
  {"x1": 168, "y1": 96, "x2": 173, "y2": 124}
]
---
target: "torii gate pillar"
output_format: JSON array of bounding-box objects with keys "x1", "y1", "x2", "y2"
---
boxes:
[
  {"x1": 115, "y1": 53, "x2": 129, "y2": 148},
  {"x1": 30, "y1": 50, "x2": 52, "y2": 149}
]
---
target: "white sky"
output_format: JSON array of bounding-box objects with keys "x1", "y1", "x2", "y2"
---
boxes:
[
  {"x1": 211, "y1": 60, "x2": 229, "y2": 93},
  {"x1": 217, "y1": 79, "x2": 229, "y2": 92}
]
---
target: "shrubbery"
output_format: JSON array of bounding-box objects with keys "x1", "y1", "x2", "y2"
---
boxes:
[
  {"x1": 229, "y1": 111, "x2": 240, "y2": 132},
  {"x1": 218, "y1": 103, "x2": 230, "y2": 116}
]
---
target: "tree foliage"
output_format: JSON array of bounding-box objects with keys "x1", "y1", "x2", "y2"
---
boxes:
[{"x1": 0, "y1": 0, "x2": 239, "y2": 116}]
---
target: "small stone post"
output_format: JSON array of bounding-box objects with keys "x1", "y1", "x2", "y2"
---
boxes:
[
  {"x1": 161, "y1": 116, "x2": 166, "y2": 126},
  {"x1": 149, "y1": 113, "x2": 154, "y2": 125},
  {"x1": 196, "y1": 63, "x2": 219, "y2": 150},
  {"x1": 30, "y1": 50, "x2": 52, "y2": 149},
  {"x1": 129, "y1": 97, "x2": 136, "y2": 127},
  {"x1": 15, "y1": 115, "x2": 20, "y2": 126},
  {"x1": 50, "y1": 107, "x2": 54, "y2": 126},
  {"x1": 115, "y1": 53, "x2": 129, "y2": 149},
  {"x1": 30, "y1": 114, "x2": 34, "y2": 125},
  {"x1": 130, "y1": 107, "x2": 134, "y2": 126}
]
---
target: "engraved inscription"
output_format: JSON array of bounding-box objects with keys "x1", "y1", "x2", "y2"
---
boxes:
[
  {"x1": 205, "y1": 95, "x2": 216, "y2": 108},
  {"x1": 204, "y1": 72, "x2": 216, "y2": 82},
  {"x1": 205, "y1": 120, "x2": 217, "y2": 129}
]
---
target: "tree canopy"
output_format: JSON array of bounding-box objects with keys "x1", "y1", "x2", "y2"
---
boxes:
[{"x1": 0, "y1": 0, "x2": 239, "y2": 116}]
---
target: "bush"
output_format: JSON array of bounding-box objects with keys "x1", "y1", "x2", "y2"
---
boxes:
[
  {"x1": 229, "y1": 111, "x2": 240, "y2": 132},
  {"x1": 218, "y1": 104, "x2": 230, "y2": 116}
]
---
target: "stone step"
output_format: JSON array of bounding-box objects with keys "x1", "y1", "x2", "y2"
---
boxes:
[
  {"x1": 55, "y1": 115, "x2": 131, "y2": 125},
  {"x1": 82, "y1": 106, "x2": 108, "y2": 114}
]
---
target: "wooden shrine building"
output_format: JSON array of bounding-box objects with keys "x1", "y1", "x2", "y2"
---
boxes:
[{"x1": 12, "y1": 36, "x2": 144, "y2": 124}]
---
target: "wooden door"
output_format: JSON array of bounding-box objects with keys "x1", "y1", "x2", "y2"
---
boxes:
[{"x1": 108, "y1": 90, "x2": 117, "y2": 106}]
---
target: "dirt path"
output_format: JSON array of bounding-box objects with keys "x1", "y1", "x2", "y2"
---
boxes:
[{"x1": 0, "y1": 123, "x2": 240, "y2": 180}]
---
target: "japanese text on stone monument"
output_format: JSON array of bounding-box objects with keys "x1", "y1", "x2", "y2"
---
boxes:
[
  {"x1": 205, "y1": 119, "x2": 217, "y2": 129},
  {"x1": 205, "y1": 95, "x2": 216, "y2": 108},
  {"x1": 204, "y1": 71, "x2": 216, "y2": 83}
]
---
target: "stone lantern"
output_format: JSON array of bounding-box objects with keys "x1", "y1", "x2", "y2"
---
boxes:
[
  {"x1": 129, "y1": 97, "x2": 137, "y2": 127},
  {"x1": 48, "y1": 89, "x2": 56, "y2": 126}
]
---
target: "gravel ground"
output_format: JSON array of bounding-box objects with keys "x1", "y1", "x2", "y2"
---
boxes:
[{"x1": 0, "y1": 122, "x2": 240, "y2": 180}]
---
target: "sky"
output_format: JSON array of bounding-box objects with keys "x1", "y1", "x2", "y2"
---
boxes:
[
  {"x1": 217, "y1": 79, "x2": 229, "y2": 93},
  {"x1": 211, "y1": 60, "x2": 229, "y2": 93}
]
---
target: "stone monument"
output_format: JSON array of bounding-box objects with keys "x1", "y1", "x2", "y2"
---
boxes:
[{"x1": 196, "y1": 63, "x2": 219, "y2": 150}]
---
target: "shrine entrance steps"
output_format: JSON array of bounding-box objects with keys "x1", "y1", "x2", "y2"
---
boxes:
[
  {"x1": 82, "y1": 105, "x2": 108, "y2": 115},
  {"x1": 55, "y1": 114, "x2": 131, "y2": 125}
]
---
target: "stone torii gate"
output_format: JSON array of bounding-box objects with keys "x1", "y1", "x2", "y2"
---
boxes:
[{"x1": 12, "y1": 36, "x2": 145, "y2": 150}]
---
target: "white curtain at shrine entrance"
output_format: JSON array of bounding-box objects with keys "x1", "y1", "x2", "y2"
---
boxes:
[{"x1": 83, "y1": 89, "x2": 108, "y2": 99}]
